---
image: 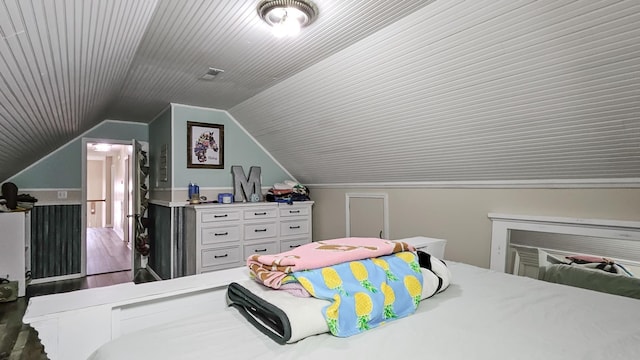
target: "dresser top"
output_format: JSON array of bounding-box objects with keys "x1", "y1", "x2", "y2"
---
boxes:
[{"x1": 187, "y1": 200, "x2": 314, "y2": 209}]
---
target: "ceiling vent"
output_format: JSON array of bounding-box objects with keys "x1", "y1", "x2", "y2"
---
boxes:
[{"x1": 200, "y1": 67, "x2": 225, "y2": 80}]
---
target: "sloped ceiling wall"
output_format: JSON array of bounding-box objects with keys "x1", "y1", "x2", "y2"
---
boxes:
[
  {"x1": 0, "y1": 0, "x2": 434, "y2": 182},
  {"x1": 229, "y1": 0, "x2": 640, "y2": 184},
  {"x1": 0, "y1": 0, "x2": 639, "y2": 185},
  {"x1": 106, "y1": 0, "x2": 433, "y2": 121},
  {"x1": 0, "y1": 0, "x2": 158, "y2": 182}
]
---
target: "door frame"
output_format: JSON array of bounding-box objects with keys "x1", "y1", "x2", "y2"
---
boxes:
[
  {"x1": 81, "y1": 138, "x2": 133, "y2": 277},
  {"x1": 345, "y1": 192, "x2": 389, "y2": 239}
]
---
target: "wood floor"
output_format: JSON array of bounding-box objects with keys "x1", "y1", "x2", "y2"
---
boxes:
[
  {"x1": 0, "y1": 270, "x2": 156, "y2": 360},
  {"x1": 87, "y1": 227, "x2": 131, "y2": 275}
]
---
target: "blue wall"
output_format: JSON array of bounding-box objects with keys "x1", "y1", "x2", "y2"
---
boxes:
[
  {"x1": 8, "y1": 106, "x2": 292, "y2": 191},
  {"x1": 172, "y1": 105, "x2": 291, "y2": 189},
  {"x1": 9, "y1": 120, "x2": 148, "y2": 189},
  {"x1": 149, "y1": 107, "x2": 173, "y2": 190}
]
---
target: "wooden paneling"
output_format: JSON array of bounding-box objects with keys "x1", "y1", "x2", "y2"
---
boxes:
[
  {"x1": 147, "y1": 203, "x2": 172, "y2": 280},
  {"x1": 30, "y1": 205, "x2": 81, "y2": 279}
]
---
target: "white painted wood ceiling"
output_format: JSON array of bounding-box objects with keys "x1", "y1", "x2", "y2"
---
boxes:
[
  {"x1": 230, "y1": 0, "x2": 640, "y2": 184},
  {"x1": 1, "y1": 0, "x2": 639, "y2": 185}
]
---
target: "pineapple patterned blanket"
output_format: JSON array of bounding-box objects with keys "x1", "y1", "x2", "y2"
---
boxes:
[
  {"x1": 227, "y1": 251, "x2": 450, "y2": 344},
  {"x1": 292, "y1": 251, "x2": 423, "y2": 337},
  {"x1": 247, "y1": 237, "x2": 414, "y2": 289}
]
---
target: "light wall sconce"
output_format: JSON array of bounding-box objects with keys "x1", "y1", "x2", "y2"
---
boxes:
[{"x1": 257, "y1": 0, "x2": 318, "y2": 38}]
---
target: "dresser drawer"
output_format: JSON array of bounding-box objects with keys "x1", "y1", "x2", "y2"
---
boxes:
[
  {"x1": 244, "y1": 222, "x2": 277, "y2": 240},
  {"x1": 280, "y1": 238, "x2": 311, "y2": 252},
  {"x1": 201, "y1": 210, "x2": 241, "y2": 223},
  {"x1": 279, "y1": 206, "x2": 309, "y2": 217},
  {"x1": 244, "y1": 241, "x2": 279, "y2": 257},
  {"x1": 280, "y1": 219, "x2": 309, "y2": 236},
  {"x1": 244, "y1": 208, "x2": 277, "y2": 220},
  {"x1": 201, "y1": 246, "x2": 241, "y2": 267},
  {"x1": 201, "y1": 225, "x2": 241, "y2": 245}
]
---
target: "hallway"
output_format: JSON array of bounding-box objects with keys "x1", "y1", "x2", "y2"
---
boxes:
[{"x1": 87, "y1": 227, "x2": 131, "y2": 275}]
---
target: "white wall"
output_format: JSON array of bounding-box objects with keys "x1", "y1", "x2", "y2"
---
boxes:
[
  {"x1": 310, "y1": 187, "x2": 640, "y2": 268},
  {"x1": 112, "y1": 146, "x2": 130, "y2": 240}
]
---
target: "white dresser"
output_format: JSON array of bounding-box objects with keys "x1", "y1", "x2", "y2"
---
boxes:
[{"x1": 184, "y1": 201, "x2": 313, "y2": 274}]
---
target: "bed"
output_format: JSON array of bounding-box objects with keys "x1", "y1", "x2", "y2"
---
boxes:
[
  {"x1": 86, "y1": 260, "x2": 640, "y2": 360},
  {"x1": 23, "y1": 227, "x2": 640, "y2": 360}
]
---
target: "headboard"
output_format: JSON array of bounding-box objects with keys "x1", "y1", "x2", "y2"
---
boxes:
[{"x1": 487, "y1": 213, "x2": 640, "y2": 273}]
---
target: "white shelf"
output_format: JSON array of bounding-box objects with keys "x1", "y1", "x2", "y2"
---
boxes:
[{"x1": 0, "y1": 211, "x2": 28, "y2": 297}]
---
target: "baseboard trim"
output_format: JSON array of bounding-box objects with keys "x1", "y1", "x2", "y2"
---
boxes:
[
  {"x1": 144, "y1": 266, "x2": 163, "y2": 281},
  {"x1": 29, "y1": 273, "x2": 83, "y2": 285}
]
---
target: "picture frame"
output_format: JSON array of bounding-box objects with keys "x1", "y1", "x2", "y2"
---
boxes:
[{"x1": 187, "y1": 121, "x2": 224, "y2": 169}]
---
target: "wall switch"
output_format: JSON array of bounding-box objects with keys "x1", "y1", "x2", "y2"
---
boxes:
[{"x1": 57, "y1": 190, "x2": 67, "y2": 199}]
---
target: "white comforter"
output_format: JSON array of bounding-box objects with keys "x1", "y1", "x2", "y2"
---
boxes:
[{"x1": 89, "y1": 262, "x2": 640, "y2": 360}]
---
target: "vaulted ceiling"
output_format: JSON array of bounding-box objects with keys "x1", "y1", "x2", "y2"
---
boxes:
[{"x1": 1, "y1": 0, "x2": 639, "y2": 185}]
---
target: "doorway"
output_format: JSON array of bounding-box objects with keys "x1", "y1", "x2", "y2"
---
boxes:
[
  {"x1": 85, "y1": 141, "x2": 133, "y2": 276},
  {"x1": 346, "y1": 193, "x2": 389, "y2": 239}
]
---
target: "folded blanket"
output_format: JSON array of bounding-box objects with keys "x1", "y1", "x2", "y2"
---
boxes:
[
  {"x1": 226, "y1": 280, "x2": 329, "y2": 344},
  {"x1": 248, "y1": 237, "x2": 414, "y2": 289},
  {"x1": 228, "y1": 253, "x2": 451, "y2": 344},
  {"x1": 292, "y1": 252, "x2": 422, "y2": 337}
]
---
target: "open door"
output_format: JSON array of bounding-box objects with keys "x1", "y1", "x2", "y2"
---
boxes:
[
  {"x1": 83, "y1": 139, "x2": 133, "y2": 279},
  {"x1": 129, "y1": 140, "x2": 150, "y2": 278}
]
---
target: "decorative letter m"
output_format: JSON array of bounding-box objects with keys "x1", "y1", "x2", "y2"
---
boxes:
[{"x1": 231, "y1": 166, "x2": 262, "y2": 202}]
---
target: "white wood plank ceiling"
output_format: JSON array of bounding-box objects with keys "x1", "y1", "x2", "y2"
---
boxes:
[
  {"x1": 230, "y1": 0, "x2": 640, "y2": 184},
  {"x1": 0, "y1": 0, "x2": 158, "y2": 181},
  {"x1": 1, "y1": 0, "x2": 639, "y2": 185}
]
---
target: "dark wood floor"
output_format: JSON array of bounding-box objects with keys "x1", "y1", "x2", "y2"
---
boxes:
[
  {"x1": 0, "y1": 270, "x2": 156, "y2": 360},
  {"x1": 87, "y1": 227, "x2": 131, "y2": 275}
]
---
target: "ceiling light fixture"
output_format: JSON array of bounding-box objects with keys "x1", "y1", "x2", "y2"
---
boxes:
[
  {"x1": 257, "y1": 0, "x2": 318, "y2": 38},
  {"x1": 92, "y1": 143, "x2": 111, "y2": 152}
]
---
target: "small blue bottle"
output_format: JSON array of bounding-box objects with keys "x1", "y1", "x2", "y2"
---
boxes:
[{"x1": 188, "y1": 182, "x2": 195, "y2": 199}]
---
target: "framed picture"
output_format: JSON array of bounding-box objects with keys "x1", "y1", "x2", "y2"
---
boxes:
[{"x1": 187, "y1": 121, "x2": 224, "y2": 169}]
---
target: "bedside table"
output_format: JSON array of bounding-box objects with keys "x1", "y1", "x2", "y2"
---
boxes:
[{"x1": 401, "y1": 236, "x2": 447, "y2": 259}]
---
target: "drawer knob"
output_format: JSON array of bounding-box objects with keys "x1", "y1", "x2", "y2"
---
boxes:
[
  {"x1": 254, "y1": 248, "x2": 267, "y2": 253},
  {"x1": 214, "y1": 232, "x2": 228, "y2": 236},
  {"x1": 214, "y1": 214, "x2": 228, "y2": 218},
  {"x1": 255, "y1": 228, "x2": 267, "y2": 232},
  {"x1": 254, "y1": 212, "x2": 267, "y2": 216},
  {"x1": 289, "y1": 210, "x2": 300, "y2": 214},
  {"x1": 214, "y1": 254, "x2": 228, "y2": 259},
  {"x1": 289, "y1": 225, "x2": 301, "y2": 229}
]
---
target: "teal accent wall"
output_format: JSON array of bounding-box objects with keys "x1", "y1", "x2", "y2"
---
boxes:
[
  {"x1": 149, "y1": 108, "x2": 173, "y2": 189},
  {"x1": 9, "y1": 121, "x2": 148, "y2": 188},
  {"x1": 172, "y1": 105, "x2": 290, "y2": 188},
  {"x1": 8, "y1": 106, "x2": 290, "y2": 190}
]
